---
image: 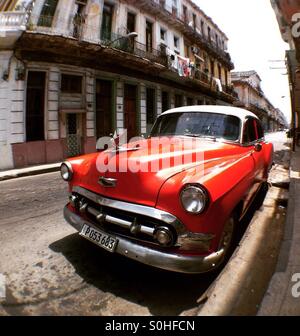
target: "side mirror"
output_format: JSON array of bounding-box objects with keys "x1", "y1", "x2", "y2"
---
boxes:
[{"x1": 254, "y1": 143, "x2": 263, "y2": 152}]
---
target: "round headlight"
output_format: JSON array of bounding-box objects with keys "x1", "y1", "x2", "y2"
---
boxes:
[
  {"x1": 60, "y1": 162, "x2": 73, "y2": 181},
  {"x1": 180, "y1": 185, "x2": 208, "y2": 214}
]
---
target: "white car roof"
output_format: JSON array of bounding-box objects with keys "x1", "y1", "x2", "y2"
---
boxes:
[{"x1": 161, "y1": 105, "x2": 258, "y2": 121}]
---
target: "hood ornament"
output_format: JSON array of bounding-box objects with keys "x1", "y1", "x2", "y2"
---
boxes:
[
  {"x1": 98, "y1": 176, "x2": 117, "y2": 188},
  {"x1": 110, "y1": 130, "x2": 140, "y2": 153}
]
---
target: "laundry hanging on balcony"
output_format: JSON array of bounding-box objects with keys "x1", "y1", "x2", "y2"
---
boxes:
[
  {"x1": 166, "y1": 48, "x2": 178, "y2": 70},
  {"x1": 213, "y1": 78, "x2": 223, "y2": 92},
  {"x1": 165, "y1": 48, "x2": 194, "y2": 78},
  {"x1": 177, "y1": 55, "x2": 192, "y2": 77}
]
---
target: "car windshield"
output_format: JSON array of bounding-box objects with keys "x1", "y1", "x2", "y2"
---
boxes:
[{"x1": 150, "y1": 112, "x2": 241, "y2": 141}]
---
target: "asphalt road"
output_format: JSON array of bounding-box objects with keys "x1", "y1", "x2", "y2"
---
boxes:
[{"x1": 0, "y1": 132, "x2": 289, "y2": 316}]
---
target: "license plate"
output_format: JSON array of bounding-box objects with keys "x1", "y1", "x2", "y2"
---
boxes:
[{"x1": 80, "y1": 224, "x2": 118, "y2": 253}]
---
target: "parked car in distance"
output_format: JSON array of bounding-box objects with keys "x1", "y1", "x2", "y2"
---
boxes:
[{"x1": 61, "y1": 106, "x2": 274, "y2": 274}]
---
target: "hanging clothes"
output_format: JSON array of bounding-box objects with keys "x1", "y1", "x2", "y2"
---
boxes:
[
  {"x1": 177, "y1": 55, "x2": 191, "y2": 77},
  {"x1": 166, "y1": 48, "x2": 178, "y2": 70}
]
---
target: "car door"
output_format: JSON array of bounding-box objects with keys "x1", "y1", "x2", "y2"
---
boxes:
[{"x1": 241, "y1": 117, "x2": 266, "y2": 211}]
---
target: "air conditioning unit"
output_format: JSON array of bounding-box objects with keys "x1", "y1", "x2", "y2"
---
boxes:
[{"x1": 191, "y1": 46, "x2": 199, "y2": 54}]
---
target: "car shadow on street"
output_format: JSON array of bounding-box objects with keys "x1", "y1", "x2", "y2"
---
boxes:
[{"x1": 50, "y1": 233, "x2": 220, "y2": 316}]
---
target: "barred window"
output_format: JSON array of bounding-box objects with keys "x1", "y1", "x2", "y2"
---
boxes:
[{"x1": 38, "y1": 0, "x2": 58, "y2": 27}]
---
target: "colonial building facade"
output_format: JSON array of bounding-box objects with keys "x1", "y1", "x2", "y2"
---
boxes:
[
  {"x1": 271, "y1": 0, "x2": 300, "y2": 149},
  {"x1": 0, "y1": 0, "x2": 236, "y2": 169},
  {"x1": 232, "y1": 70, "x2": 286, "y2": 131}
]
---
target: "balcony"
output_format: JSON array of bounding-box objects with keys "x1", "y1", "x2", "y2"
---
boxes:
[
  {"x1": 0, "y1": 11, "x2": 27, "y2": 30},
  {"x1": 126, "y1": 0, "x2": 234, "y2": 69},
  {"x1": 13, "y1": 13, "x2": 236, "y2": 103},
  {"x1": 0, "y1": 11, "x2": 28, "y2": 48},
  {"x1": 101, "y1": 31, "x2": 168, "y2": 66}
]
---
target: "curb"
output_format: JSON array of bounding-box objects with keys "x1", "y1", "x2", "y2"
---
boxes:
[
  {"x1": 0, "y1": 164, "x2": 61, "y2": 182},
  {"x1": 183, "y1": 152, "x2": 291, "y2": 316}
]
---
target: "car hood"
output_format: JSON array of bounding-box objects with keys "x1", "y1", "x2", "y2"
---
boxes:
[{"x1": 74, "y1": 137, "x2": 246, "y2": 207}]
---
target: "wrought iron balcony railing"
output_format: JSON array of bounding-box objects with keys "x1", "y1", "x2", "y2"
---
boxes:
[{"x1": 100, "y1": 31, "x2": 168, "y2": 66}]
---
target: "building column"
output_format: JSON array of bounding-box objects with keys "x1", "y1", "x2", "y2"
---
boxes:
[
  {"x1": 157, "y1": 86, "x2": 162, "y2": 116},
  {"x1": 53, "y1": 0, "x2": 75, "y2": 36},
  {"x1": 0, "y1": 51, "x2": 14, "y2": 169},
  {"x1": 116, "y1": 81, "x2": 124, "y2": 134},
  {"x1": 84, "y1": 0, "x2": 103, "y2": 42},
  {"x1": 48, "y1": 67, "x2": 60, "y2": 141},
  {"x1": 86, "y1": 72, "x2": 95, "y2": 138},
  {"x1": 84, "y1": 70, "x2": 96, "y2": 153},
  {"x1": 140, "y1": 83, "x2": 147, "y2": 135}
]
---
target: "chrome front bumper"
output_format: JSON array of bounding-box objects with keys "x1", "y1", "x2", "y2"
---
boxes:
[{"x1": 64, "y1": 206, "x2": 225, "y2": 274}]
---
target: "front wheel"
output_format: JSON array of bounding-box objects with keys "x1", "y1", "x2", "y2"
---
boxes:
[{"x1": 218, "y1": 214, "x2": 238, "y2": 264}]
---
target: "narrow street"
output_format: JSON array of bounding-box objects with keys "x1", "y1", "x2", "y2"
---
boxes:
[{"x1": 0, "y1": 132, "x2": 289, "y2": 316}]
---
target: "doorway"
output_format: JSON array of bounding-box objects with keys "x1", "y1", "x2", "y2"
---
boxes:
[
  {"x1": 26, "y1": 71, "x2": 46, "y2": 142},
  {"x1": 146, "y1": 88, "x2": 156, "y2": 134},
  {"x1": 96, "y1": 79, "x2": 113, "y2": 138},
  {"x1": 124, "y1": 84, "x2": 137, "y2": 140},
  {"x1": 146, "y1": 21, "x2": 153, "y2": 52},
  {"x1": 66, "y1": 113, "x2": 82, "y2": 157}
]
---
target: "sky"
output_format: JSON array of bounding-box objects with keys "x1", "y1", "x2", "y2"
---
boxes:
[{"x1": 195, "y1": 0, "x2": 292, "y2": 123}]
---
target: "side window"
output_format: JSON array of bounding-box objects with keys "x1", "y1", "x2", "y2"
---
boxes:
[
  {"x1": 243, "y1": 118, "x2": 257, "y2": 144},
  {"x1": 256, "y1": 120, "x2": 265, "y2": 140}
]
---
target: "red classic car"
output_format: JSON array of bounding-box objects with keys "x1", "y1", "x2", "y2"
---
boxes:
[{"x1": 61, "y1": 106, "x2": 273, "y2": 274}]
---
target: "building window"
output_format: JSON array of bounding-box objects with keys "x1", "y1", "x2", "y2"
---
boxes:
[
  {"x1": 73, "y1": 1, "x2": 87, "y2": 38},
  {"x1": 187, "y1": 97, "x2": 193, "y2": 106},
  {"x1": 61, "y1": 74, "x2": 82, "y2": 94},
  {"x1": 101, "y1": 3, "x2": 114, "y2": 41},
  {"x1": 210, "y1": 59, "x2": 215, "y2": 77},
  {"x1": 162, "y1": 91, "x2": 170, "y2": 112},
  {"x1": 193, "y1": 13, "x2": 197, "y2": 30},
  {"x1": 172, "y1": 0, "x2": 178, "y2": 16},
  {"x1": 218, "y1": 64, "x2": 222, "y2": 80},
  {"x1": 208, "y1": 26, "x2": 211, "y2": 41},
  {"x1": 182, "y1": 5, "x2": 188, "y2": 23},
  {"x1": 37, "y1": 0, "x2": 58, "y2": 27},
  {"x1": 184, "y1": 43, "x2": 190, "y2": 58},
  {"x1": 174, "y1": 35, "x2": 179, "y2": 50},
  {"x1": 159, "y1": 0, "x2": 166, "y2": 8},
  {"x1": 175, "y1": 94, "x2": 183, "y2": 108},
  {"x1": 146, "y1": 20, "x2": 153, "y2": 52},
  {"x1": 200, "y1": 20, "x2": 204, "y2": 34},
  {"x1": 160, "y1": 28, "x2": 166, "y2": 41},
  {"x1": 127, "y1": 12, "x2": 136, "y2": 33}
]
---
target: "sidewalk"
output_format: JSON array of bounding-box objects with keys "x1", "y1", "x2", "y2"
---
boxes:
[
  {"x1": 258, "y1": 147, "x2": 300, "y2": 315},
  {"x1": 0, "y1": 162, "x2": 61, "y2": 182}
]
